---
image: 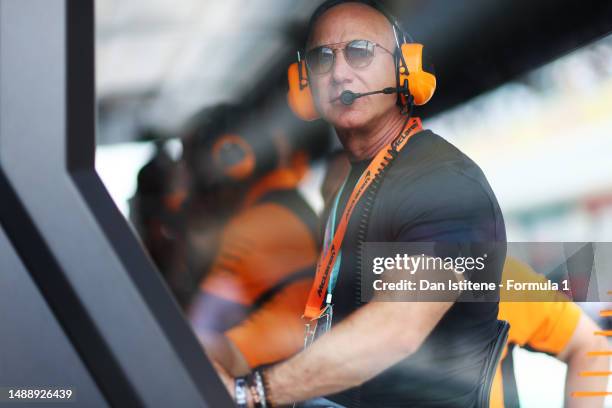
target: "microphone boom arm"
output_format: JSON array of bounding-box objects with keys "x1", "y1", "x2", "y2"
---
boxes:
[{"x1": 338, "y1": 87, "x2": 399, "y2": 105}]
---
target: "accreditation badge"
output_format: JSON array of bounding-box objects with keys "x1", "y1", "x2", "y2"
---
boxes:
[{"x1": 303, "y1": 303, "x2": 333, "y2": 349}]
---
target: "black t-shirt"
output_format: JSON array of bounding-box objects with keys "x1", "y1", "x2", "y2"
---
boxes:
[{"x1": 326, "y1": 129, "x2": 507, "y2": 408}]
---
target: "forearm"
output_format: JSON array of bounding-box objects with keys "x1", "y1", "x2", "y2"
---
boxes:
[
  {"x1": 560, "y1": 315, "x2": 609, "y2": 408},
  {"x1": 265, "y1": 301, "x2": 451, "y2": 405},
  {"x1": 564, "y1": 343, "x2": 609, "y2": 408},
  {"x1": 565, "y1": 353, "x2": 609, "y2": 407},
  {"x1": 196, "y1": 330, "x2": 251, "y2": 376}
]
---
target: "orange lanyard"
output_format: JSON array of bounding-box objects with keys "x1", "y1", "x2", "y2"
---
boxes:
[{"x1": 304, "y1": 117, "x2": 423, "y2": 319}]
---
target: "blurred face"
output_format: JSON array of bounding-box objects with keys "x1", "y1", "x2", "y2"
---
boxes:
[{"x1": 307, "y1": 3, "x2": 398, "y2": 131}]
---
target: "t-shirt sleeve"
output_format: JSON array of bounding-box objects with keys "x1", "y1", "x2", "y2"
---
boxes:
[
  {"x1": 499, "y1": 257, "x2": 582, "y2": 355},
  {"x1": 526, "y1": 300, "x2": 581, "y2": 355},
  {"x1": 391, "y1": 166, "x2": 501, "y2": 243},
  {"x1": 500, "y1": 299, "x2": 581, "y2": 356}
]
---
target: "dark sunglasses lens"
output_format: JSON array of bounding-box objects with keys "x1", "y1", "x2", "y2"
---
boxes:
[
  {"x1": 345, "y1": 40, "x2": 375, "y2": 68},
  {"x1": 306, "y1": 47, "x2": 334, "y2": 74}
]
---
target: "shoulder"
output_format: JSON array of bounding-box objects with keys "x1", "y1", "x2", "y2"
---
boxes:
[
  {"x1": 378, "y1": 129, "x2": 505, "y2": 240},
  {"x1": 385, "y1": 129, "x2": 499, "y2": 209},
  {"x1": 389, "y1": 129, "x2": 487, "y2": 183},
  {"x1": 500, "y1": 258, "x2": 581, "y2": 350},
  {"x1": 223, "y1": 198, "x2": 317, "y2": 247}
]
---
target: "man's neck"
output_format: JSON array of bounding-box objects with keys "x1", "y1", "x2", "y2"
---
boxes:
[{"x1": 337, "y1": 111, "x2": 406, "y2": 162}]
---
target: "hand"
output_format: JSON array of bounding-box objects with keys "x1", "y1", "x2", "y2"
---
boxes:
[{"x1": 212, "y1": 358, "x2": 256, "y2": 407}]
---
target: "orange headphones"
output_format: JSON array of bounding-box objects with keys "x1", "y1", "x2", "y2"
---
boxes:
[
  {"x1": 287, "y1": 0, "x2": 436, "y2": 121},
  {"x1": 211, "y1": 134, "x2": 256, "y2": 182},
  {"x1": 183, "y1": 104, "x2": 259, "y2": 188}
]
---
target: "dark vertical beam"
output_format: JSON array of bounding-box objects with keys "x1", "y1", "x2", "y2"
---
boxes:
[
  {"x1": 66, "y1": 0, "x2": 96, "y2": 171},
  {"x1": 0, "y1": 1, "x2": 233, "y2": 406}
]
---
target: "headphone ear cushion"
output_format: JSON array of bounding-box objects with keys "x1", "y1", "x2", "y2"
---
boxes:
[
  {"x1": 407, "y1": 70, "x2": 436, "y2": 106},
  {"x1": 287, "y1": 62, "x2": 320, "y2": 121},
  {"x1": 212, "y1": 134, "x2": 256, "y2": 181},
  {"x1": 399, "y1": 43, "x2": 436, "y2": 106}
]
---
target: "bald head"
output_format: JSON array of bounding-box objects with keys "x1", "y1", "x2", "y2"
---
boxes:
[{"x1": 306, "y1": 2, "x2": 397, "y2": 52}]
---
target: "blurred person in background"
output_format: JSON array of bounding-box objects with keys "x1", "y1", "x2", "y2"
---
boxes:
[
  {"x1": 131, "y1": 138, "x2": 176, "y2": 269},
  {"x1": 131, "y1": 134, "x2": 193, "y2": 307},
  {"x1": 185, "y1": 103, "x2": 327, "y2": 375}
]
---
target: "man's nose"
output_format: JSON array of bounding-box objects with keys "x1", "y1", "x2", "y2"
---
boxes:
[{"x1": 330, "y1": 50, "x2": 353, "y2": 85}]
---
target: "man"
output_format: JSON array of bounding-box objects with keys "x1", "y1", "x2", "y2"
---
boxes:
[
  {"x1": 322, "y1": 152, "x2": 608, "y2": 408},
  {"x1": 214, "y1": 1, "x2": 507, "y2": 406}
]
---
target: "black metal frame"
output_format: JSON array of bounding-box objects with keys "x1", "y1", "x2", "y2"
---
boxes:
[{"x1": 0, "y1": 0, "x2": 232, "y2": 406}]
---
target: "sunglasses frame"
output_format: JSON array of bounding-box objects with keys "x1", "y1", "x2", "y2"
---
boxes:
[{"x1": 304, "y1": 39, "x2": 394, "y2": 75}]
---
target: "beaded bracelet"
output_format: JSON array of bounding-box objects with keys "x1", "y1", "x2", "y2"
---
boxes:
[{"x1": 248, "y1": 372, "x2": 265, "y2": 408}]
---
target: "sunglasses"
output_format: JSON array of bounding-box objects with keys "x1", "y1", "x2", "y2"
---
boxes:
[{"x1": 305, "y1": 39, "x2": 394, "y2": 75}]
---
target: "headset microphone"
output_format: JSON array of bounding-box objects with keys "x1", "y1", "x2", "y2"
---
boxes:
[{"x1": 337, "y1": 86, "x2": 405, "y2": 106}]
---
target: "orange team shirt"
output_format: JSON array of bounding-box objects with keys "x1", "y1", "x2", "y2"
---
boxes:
[
  {"x1": 200, "y1": 170, "x2": 318, "y2": 367},
  {"x1": 489, "y1": 257, "x2": 582, "y2": 408}
]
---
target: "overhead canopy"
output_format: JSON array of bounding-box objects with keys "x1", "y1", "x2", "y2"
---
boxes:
[{"x1": 96, "y1": 0, "x2": 612, "y2": 144}]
